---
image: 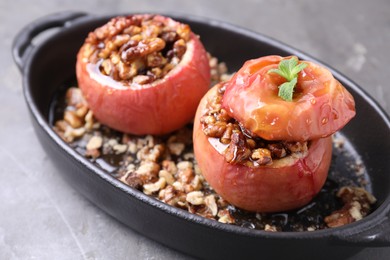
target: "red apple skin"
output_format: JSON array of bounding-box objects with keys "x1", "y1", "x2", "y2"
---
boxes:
[
  {"x1": 76, "y1": 31, "x2": 210, "y2": 135},
  {"x1": 193, "y1": 86, "x2": 333, "y2": 212}
]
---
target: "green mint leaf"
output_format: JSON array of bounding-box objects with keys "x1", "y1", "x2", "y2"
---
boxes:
[
  {"x1": 278, "y1": 77, "x2": 297, "y2": 101},
  {"x1": 268, "y1": 68, "x2": 288, "y2": 79},
  {"x1": 268, "y1": 57, "x2": 307, "y2": 102},
  {"x1": 278, "y1": 57, "x2": 298, "y2": 81},
  {"x1": 291, "y1": 62, "x2": 308, "y2": 76}
]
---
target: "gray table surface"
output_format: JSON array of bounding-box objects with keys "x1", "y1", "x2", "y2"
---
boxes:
[{"x1": 1, "y1": 0, "x2": 389, "y2": 259}]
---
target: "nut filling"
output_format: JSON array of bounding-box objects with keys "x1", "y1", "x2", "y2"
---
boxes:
[
  {"x1": 53, "y1": 55, "x2": 376, "y2": 232},
  {"x1": 200, "y1": 83, "x2": 309, "y2": 166},
  {"x1": 82, "y1": 15, "x2": 191, "y2": 85}
]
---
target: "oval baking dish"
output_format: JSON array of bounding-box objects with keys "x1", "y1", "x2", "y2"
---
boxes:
[{"x1": 12, "y1": 11, "x2": 390, "y2": 259}]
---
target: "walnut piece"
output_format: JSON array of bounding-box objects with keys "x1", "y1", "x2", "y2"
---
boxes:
[{"x1": 325, "y1": 186, "x2": 376, "y2": 228}]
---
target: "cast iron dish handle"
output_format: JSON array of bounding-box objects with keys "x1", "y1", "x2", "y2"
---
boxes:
[{"x1": 12, "y1": 11, "x2": 88, "y2": 72}]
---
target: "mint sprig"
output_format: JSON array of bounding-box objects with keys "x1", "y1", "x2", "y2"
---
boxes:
[{"x1": 268, "y1": 57, "x2": 307, "y2": 101}]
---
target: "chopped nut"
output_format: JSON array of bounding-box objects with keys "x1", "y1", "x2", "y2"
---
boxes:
[
  {"x1": 101, "y1": 59, "x2": 113, "y2": 75},
  {"x1": 123, "y1": 25, "x2": 142, "y2": 35},
  {"x1": 145, "y1": 135, "x2": 155, "y2": 148},
  {"x1": 173, "y1": 39, "x2": 186, "y2": 58},
  {"x1": 64, "y1": 110, "x2": 83, "y2": 128},
  {"x1": 186, "y1": 191, "x2": 204, "y2": 205},
  {"x1": 54, "y1": 120, "x2": 68, "y2": 132},
  {"x1": 136, "y1": 146, "x2": 154, "y2": 161},
  {"x1": 159, "y1": 185, "x2": 186, "y2": 207},
  {"x1": 268, "y1": 143, "x2": 287, "y2": 159},
  {"x1": 114, "y1": 34, "x2": 132, "y2": 46},
  {"x1": 251, "y1": 148, "x2": 272, "y2": 165},
  {"x1": 159, "y1": 170, "x2": 175, "y2": 185},
  {"x1": 69, "y1": 128, "x2": 86, "y2": 139},
  {"x1": 205, "y1": 195, "x2": 218, "y2": 216},
  {"x1": 176, "y1": 23, "x2": 190, "y2": 41},
  {"x1": 189, "y1": 175, "x2": 202, "y2": 191},
  {"x1": 220, "y1": 123, "x2": 233, "y2": 144},
  {"x1": 127, "y1": 141, "x2": 137, "y2": 154},
  {"x1": 337, "y1": 186, "x2": 377, "y2": 205},
  {"x1": 75, "y1": 105, "x2": 89, "y2": 118},
  {"x1": 224, "y1": 132, "x2": 251, "y2": 163},
  {"x1": 161, "y1": 30, "x2": 177, "y2": 42},
  {"x1": 107, "y1": 138, "x2": 118, "y2": 147},
  {"x1": 144, "y1": 178, "x2": 167, "y2": 195},
  {"x1": 121, "y1": 37, "x2": 166, "y2": 62},
  {"x1": 220, "y1": 73, "x2": 232, "y2": 82},
  {"x1": 124, "y1": 174, "x2": 144, "y2": 190},
  {"x1": 201, "y1": 115, "x2": 216, "y2": 125},
  {"x1": 168, "y1": 142, "x2": 185, "y2": 156},
  {"x1": 84, "y1": 110, "x2": 95, "y2": 130},
  {"x1": 246, "y1": 139, "x2": 256, "y2": 149},
  {"x1": 178, "y1": 168, "x2": 194, "y2": 184},
  {"x1": 218, "y1": 62, "x2": 228, "y2": 75},
  {"x1": 111, "y1": 53, "x2": 121, "y2": 64},
  {"x1": 146, "y1": 52, "x2": 166, "y2": 67},
  {"x1": 132, "y1": 75, "x2": 153, "y2": 85},
  {"x1": 66, "y1": 87, "x2": 86, "y2": 107},
  {"x1": 349, "y1": 201, "x2": 363, "y2": 221},
  {"x1": 172, "y1": 181, "x2": 184, "y2": 192},
  {"x1": 183, "y1": 152, "x2": 194, "y2": 160},
  {"x1": 209, "y1": 56, "x2": 217, "y2": 68},
  {"x1": 86, "y1": 136, "x2": 103, "y2": 150},
  {"x1": 216, "y1": 108, "x2": 230, "y2": 122},
  {"x1": 285, "y1": 141, "x2": 308, "y2": 153},
  {"x1": 202, "y1": 121, "x2": 227, "y2": 138},
  {"x1": 162, "y1": 160, "x2": 178, "y2": 175},
  {"x1": 264, "y1": 224, "x2": 277, "y2": 232},
  {"x1": 177, "y1": 161, "x2": 193, "y2": 171},
  {"x1": 193, "y1": 164, "x2": 202, "y2": 176},
  {"x1": 135, "y1": 161, "x2": 160, "y2": 176},
  {"x1": 126, "y1": 164, "x2": 136, "y2": 172},
  {"x1": 307, "y1": 227, "x2": 315, "y2": 232},
  {"x1": 218, "y1": 209, "x2": 234, "y2": 224},
  {"x1": 113, "y1": 144, "x2": 128, "y2": 154},
  {"x1": 148, "y1": 144, "x2": 165, "y2": 161},
  {"x1": 325, "y1": 186, "x2": 376, "y2": 228}
]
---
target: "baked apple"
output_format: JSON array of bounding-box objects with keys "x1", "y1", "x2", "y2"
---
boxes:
[
  {"x1": 76, "y1": 14, "x2": 211, "y2": 135},
  {"x1": 193, "y1": 56, "x2": 356, "y2": 212}
]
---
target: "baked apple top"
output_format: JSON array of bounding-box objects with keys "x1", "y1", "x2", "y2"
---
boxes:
[{"x1": 222, "y1": 56, "x2": 356, "y2": 141}]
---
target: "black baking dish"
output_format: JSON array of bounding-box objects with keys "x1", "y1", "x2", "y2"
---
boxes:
[{"x1": 12, "y1": 11, "x2": 390, "y2": 259}]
